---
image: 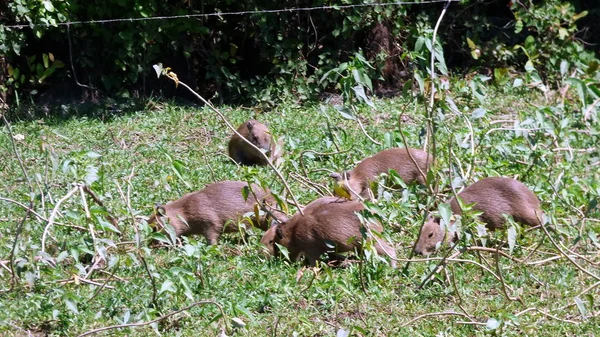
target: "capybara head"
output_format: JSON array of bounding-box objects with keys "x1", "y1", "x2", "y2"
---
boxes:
[
  {"x1": 245, "y1": 120, "x2": 272, "y2": 154},
  {"x1": 228, "y1": 120, "x2": 274, "y2": 166},
  {"x1": 414, "y1": 216, "x2": 453, "y2": 256}
]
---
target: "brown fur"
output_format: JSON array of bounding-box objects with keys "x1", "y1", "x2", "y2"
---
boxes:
[
  {"x1": 414, "y1": 177, "x2": 542, "y2": 255},
  {"x1": 331, "y1": 148, "x2": 432, "y2": 199},
  {"x1": 261, "y1": 197, "x2": 396, "y2": 267},
  {"x1": 148, "y1": 181, "x2": 275, "y2": 245},
  {"x1": 228, "y1": 119, "x2": 277, "y2": 166}
]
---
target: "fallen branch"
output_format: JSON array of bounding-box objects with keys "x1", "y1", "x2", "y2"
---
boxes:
[
  {"x1": 41, "y1": 184, "x2": 80, "y2": 253},
  {"x1": 402, "y1": 311, "x2": 471, "y2": 327}
]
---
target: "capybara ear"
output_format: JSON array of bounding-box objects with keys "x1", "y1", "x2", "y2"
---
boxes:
[
  {"x1": 275, "y1": 225, "x2": 284, "y2": 240},
  {"x1": 330, "y1": 172, "x2": 342, "y2": 180},
  {"x1": 246, "y1": 121, "x2": 254, "y2": 131}
]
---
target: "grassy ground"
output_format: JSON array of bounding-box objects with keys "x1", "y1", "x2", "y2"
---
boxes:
[{"x1": 0, "y1": 87, "x2": 599, "y2": 336}]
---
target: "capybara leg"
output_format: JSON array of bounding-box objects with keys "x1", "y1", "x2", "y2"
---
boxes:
[{"x1": 375, "y1": 240, "x2": 397, "y2": 268}]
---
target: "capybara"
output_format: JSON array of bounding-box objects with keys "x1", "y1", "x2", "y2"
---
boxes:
[
  {"x1": 228, "y1": 119, "x2": 277, "y2": 166},
  {"x1": 330, "y1": 147, "x2": 432, "y2": 199},
  {"x1": 261, "y1": 196, "x2": 397, "y2": 267},
  {"x1": 414, "y1": 177, "x2": 542, "y2": 255},
  {"x1": 148, "y1": 181, "x2": 276, "y2": 245}
]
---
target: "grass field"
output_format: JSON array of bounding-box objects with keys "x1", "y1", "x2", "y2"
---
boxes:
[{"x1": 1, "y1": 88, "x2": 599, "y2": 336}]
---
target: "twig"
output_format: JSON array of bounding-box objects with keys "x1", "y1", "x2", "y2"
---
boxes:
[
  {"x1": 424, "y1": 0, "x2": 451, "y2": 152},
  {"x1": 162, "y1": 74, "x2": 304, "y2": 216},
  {"x1": 397, "y1": 105, "x2": 431, "y2": 192},
  {"x1": 401, "y1": 311, "x2": 471, "y2": 327},
  {"x1": 540, "y1": 216, "x2": 600, "y2": 282},
  {"x1": 41, "y1": 184, "x2": 80, "y2": 253},
  {"x1": 2, "y1": 113, "x2": 35, "y2": 286},
  {"x1": 352, "y1": 106, "x2": 381, "y2": 145},
  {"x1": 495, "y1": 245, "x2": 523, "y2": 303},
  {"x1": 115, "y1": 177, "x2": 159, "y2": 309},
  {"x1": 515, "y1": 307, "x2": 580, "y2": 324},
  {"x1": 0, "y1": 197, "x2": 49, "y2": 223},
  {"x1": 75, "y1": 300, "x2": 228, "y2": 337},
  {"x1": 82, "y1": 185, "x2": 119, "y2": 230}
]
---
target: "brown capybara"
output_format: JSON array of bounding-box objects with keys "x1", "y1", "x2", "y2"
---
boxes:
[
  {"x1": 148, "y1": 181, "x2": 276, "y2": 245},
  {"x1": 261, "y1": 196, "x2": 397, "y2": 267},
  {"x1": 228, "y1": 119, "x2": 278, "y2": 166},
  {"x1": 414, "y1": 177, "x2": 542, "y2": 255},
  {"x1": 330, "y1": 147, "x2": 432, "y2": 199}
]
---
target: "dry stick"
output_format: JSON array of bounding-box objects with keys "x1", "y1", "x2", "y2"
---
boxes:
[
  {"x1": 515, "y1": 307, "x2": 580, "y2": 324},
  {"x1": 272, "y1": 316, "x2": 281, "y2": 337},
  {"x1": 289, "y1": 172, "x2": 330, "y2": 197},
  {"x1": 0, "y1": 197, "x2": 50, "y2": 223},
  {"x1": 401, "y1": 311, "x2": 471, "y2": 327},
  {"x1": 558, "y1": 241, "x2": 599, "y2": 266},
  {"x1": 397, "y1": 106, "x2": 431, "y2": 193},
  {"x1": 115, "y1": 178, "x2": 159, "y2": 309},
  {"x1": 2, "y1": 112, "x2": 35, "y2": 286},
  {"x1": 163, "y1": 75, "x2": 304, "y2": 216},
  {"x1": 41, "y1": 184, "x2": 80, "y2": 253},
  {"x1": 423, "y1": 0, "x2": 451, "y2": 152},
  {"x1": 298, "y1": 148, "x2": 351, "y2": 178},
  {"x1": 79, "y1": 186, "x2": 100, "y2": 261},
  {"x1": 75, "y1": 300, "x2": 228, "y2": 337},
  {"x1": 352, "y1": 106, "x2": 381, "y2": 145},
  {"x1": 200, "y1": 145, "x2": 217, "y2": 182},
  {"x1": 539, "y1": 216, "x2": 600, "y2": 282},
  {"x1": 494, "y1": 245, "x2": 523, "y2": 303},
  {"x1": 449, "y1": 265, "x2": 476, "y2": 323},
  {"x1": 82, "y1": 185, "x2": 119, "y2": 229}
]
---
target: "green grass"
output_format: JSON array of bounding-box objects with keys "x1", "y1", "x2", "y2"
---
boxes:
[{"x1": 0, "y1": 87, "x2": 599, "y2": 336}]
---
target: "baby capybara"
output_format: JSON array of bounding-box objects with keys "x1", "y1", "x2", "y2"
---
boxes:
[
  {"x1": 228, "y1": 119, "x2": 277, "y2": 166},
  {"x1": 414, "y1": 177, "x2": 542, "y2": 255},
  {"x1": 261, "y1": 197, "x2": 397, "y2": 267},
  {"x1": 149, "y1": 181, "x2": 276, "y2": 245},
  {"x1": 330, "y1": 147, "x2": 432, "y2": 199}
]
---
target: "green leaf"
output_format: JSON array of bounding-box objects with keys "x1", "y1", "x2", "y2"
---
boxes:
[
  {"x1": 439, "y1": 203, "x2": 452, "y2": 228},
  {"x1": 558, "y1": 28, "x2": 568, "y2": 40},
  {"x1": 573, "y1": 11, "x2": 588, "y2": 21},
  {"x1": 507, "y1": 224, "x2": 517, "y2": 254},
  {"x1": 471, "y1": 108, "x2": 487, "y2": 119},
  {"x1": 574, "y1": 296, "x2": 588, "y2": 320},
  {"x1": 153, "y1": 63, "x2": 163, "y2": 78},
  {"x1": 65, "y1": 299, "x2": 79, "y2": 314},
  {"x1": 486, "y1": 318, "x2": 500, "y2": 330},
  {"x1": 43, "y1": 0, "x2": 55, "y2": 12},
  {"x1": 525, "y1": 60, "x2": 535, "y2": 73},
  {"x1": 466, "y1": 37, "x2": 476, "y2": 49},
  {"x1": 43, "y1": 53, "x2": 49, "y2": 68},
  {"x1": 159, "y1": 280, "x2": 176, "y2": 294},
  {"x1": 515, "y1": 20, "x2": 523, "y2": 33}
]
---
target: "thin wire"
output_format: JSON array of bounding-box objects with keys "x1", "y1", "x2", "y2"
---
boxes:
[{"x1": 5, "y1": 0, "x2": 460, "y2": 29}]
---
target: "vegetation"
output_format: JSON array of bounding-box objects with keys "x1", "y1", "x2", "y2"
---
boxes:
[
  {"x1": 1, "y1": 73, "x2": 599, "y2": 334},
  {"x1": 1, "y1": 0, "x2": 599, "y2": 336}
]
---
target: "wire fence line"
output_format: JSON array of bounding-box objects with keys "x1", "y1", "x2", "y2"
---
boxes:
[{"x1": 5, "y1": 0, "x2": 458, "y2": 29}]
